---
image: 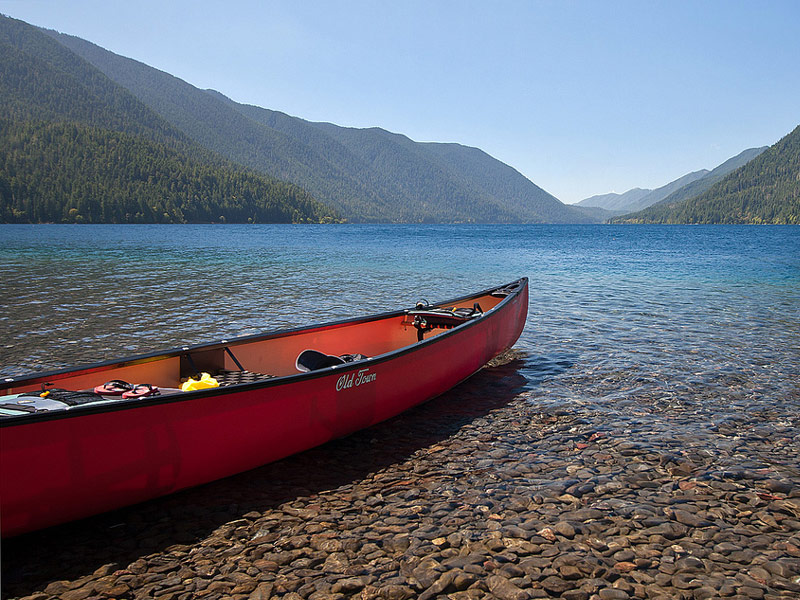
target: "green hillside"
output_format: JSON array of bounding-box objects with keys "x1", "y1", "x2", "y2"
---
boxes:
[
  {"x1": 48, "y1": 29, "x2": 589, "y2": 223},
  {"x1": 0, "y1": 120, "x2": 333, "y2": 223},
  {"x1": 612, "y1": 126, "x2": 800, "y2": 224},
  {"x1": 629, "y1": 170, "x2": 709, "y2": 211},
  {"x1": 580, "y1": 148, "x2": 767, "y2": 215},
  {"x1": 310, "y1": 122, "x2": 587, "y2": 223},
  {"x1": 645, "y1": 147, "x2": 768, "y2": 209},
  {"x1": 0, "y1": 15, "x2": 338, "y2": 224},
  {"x1": 0, "y1": 16, "x2": 192, "y2": 147}
]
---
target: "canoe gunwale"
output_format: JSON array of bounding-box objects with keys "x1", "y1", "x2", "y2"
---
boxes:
[{"x1": 0, "y1": 278, "x2": 528, "y2": 426}]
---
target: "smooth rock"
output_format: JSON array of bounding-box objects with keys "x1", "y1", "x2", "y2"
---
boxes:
[{"x1": 486, "y1": 575, "x2": 530, "y2": 600}]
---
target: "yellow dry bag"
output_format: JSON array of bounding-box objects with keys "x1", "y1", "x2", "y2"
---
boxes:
[{"x1": 181, "y1": 372, "x2": 219, "y2": 391}]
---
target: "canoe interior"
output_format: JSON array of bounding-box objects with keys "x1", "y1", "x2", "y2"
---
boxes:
[{"x1": 1, "y1": 288, "x2": 509, "y2": 400}]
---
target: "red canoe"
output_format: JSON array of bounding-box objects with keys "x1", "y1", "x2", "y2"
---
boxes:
[{"x1": 0, "y1": 278, "x2": 528, "y2": 537}]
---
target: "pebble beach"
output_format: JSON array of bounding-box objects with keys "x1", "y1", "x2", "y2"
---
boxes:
[{"x1": 4, "y1": 350, "x2": 800, "y2": 600}]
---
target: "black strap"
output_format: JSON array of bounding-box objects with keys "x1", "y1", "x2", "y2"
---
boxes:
[
  {"x1": 184, "y1": 352, "x2": 201, "y2": 378},
  {"x1": 224, "y1": 347, "x2": 245, "y2": 372}
]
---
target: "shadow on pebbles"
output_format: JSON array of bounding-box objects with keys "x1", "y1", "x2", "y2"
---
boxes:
[{"x1": 3, "y1": 351, "x2": 800, "y2": 600}]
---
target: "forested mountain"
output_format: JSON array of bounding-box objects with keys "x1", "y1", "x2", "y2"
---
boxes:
[
  {"x1": 47, "y1": 28, "x2": 589, "y2": 223},
  {"x1": 0, "y1": 15, "x2": 337, "y2": 223},
  {"x1": 579, "y1": 147, "x2": 769, "y2": 216},
  {"x1": 611, "y1": 126, "x2": 800, "y2": 224},
  {"x1": 232, "y1": 100, "x2": 586, "y2": 222},
  {"x1": 577, "y1": 170, "x2": 711, "y2": 213},
  {"x1": 631, "y1": 170, "x2": 710, "y2": 211},
  {"x1": 0, "y1": 16, "x2": 181, "y2": 144},
  {"x1": 646, "y1": 146, "x2": 767, "y2": 208},
  {"x1": 0, "y1": 121, "x2": 333, "y2": 223}
]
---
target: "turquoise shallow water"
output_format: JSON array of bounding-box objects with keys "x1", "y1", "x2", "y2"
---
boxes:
[{"x1": 1, "y1": 224, "x2": 799, "y2": 430}]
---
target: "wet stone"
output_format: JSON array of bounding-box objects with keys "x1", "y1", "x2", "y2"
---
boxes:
[
  {"x1": 669, "y1": 508, "x2": 710, "y2": 527},
  {"x1": 559, "y1": 564, "x2": 584, "y2": 580},
  {"x1": 562, "y1": 591, "x2": 590, "y2": 600},
  {"x1": 764, "y1": 480, "x2": 794, "y2": 494},
  {"x1": 598, "y1": 589, "x2": 630, "y2": 600},
  {"x1": 330, "y1": 577, "x2": 367, "y2": 594},
  {"x1": 675, "y1": 556, "x2": 706, "y2": 572},
  {"x1": 540, "y1": 575, "x2": 572, "y2": 594},
  {"x1": 688, "y1": 587, "x2": 716, "y2": 600},
  {"x1": 377, "y1": 584, "x2": 415, "y2": 599},
  {"x1": 486, "y1": 574, "x2": 530, "y2": 600},
  {"x1": 417, "y1": 572, "x2": 456, "y2": 600},
  {"x1": 738, "y1": 585, "x2": 766, "y2": 599},
  {"x1": 322, "y1": 552, "x2": 350, "y2": 574},
  {"x1": 553, "y1": 521, "x2": 576, "y2": 538}
]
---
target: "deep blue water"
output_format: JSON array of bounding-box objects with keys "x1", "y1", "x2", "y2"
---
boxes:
[{"x1": 1, "y1": 224, "x2": 798, "y2": 428}]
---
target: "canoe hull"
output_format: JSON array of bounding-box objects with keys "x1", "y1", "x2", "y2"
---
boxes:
[{"x1": 1, "y1": 279, "x2": 527, "y2": 537}]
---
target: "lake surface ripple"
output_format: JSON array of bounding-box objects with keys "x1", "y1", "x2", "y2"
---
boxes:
[{"x1": 1, "y1": 224, "x2": 798, "y2": 440}]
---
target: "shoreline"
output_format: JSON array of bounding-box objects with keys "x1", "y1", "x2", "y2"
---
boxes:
[{"x1": 3, "y1": 355, "x2": 799, "y2": 600}]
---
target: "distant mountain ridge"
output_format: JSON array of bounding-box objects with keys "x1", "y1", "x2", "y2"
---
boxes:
[
  {"x1": 649, "y1": 146, "x2": 768, "y2": 208},
  {"x1": 48, "y1": 28, "x2": 590, "y2": 224},
  {"x1": 578, "y1": 171, "x2": 710, "y2": 213},
  {"x1": 578, "y1": 146, "x2": 770, "y2": 217},
  {"x1": 633, "y1": 170, "x2": 709, "y2": 211},
  {"x1": 576, "y1": 188, "x2": 651, "y2": 212},
  {"x1": 611, "y1": 126, "x2": 799, "y2": 224}
]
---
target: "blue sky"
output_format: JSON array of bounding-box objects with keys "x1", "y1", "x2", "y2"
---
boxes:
[{"x1": 2, "y1": 0, "x2": 798, "y2": 203}]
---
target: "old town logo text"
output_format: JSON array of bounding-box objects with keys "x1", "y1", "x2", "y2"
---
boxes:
[{"x1": 336, "y1": 368, "x2": 377, "y2": 391}]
